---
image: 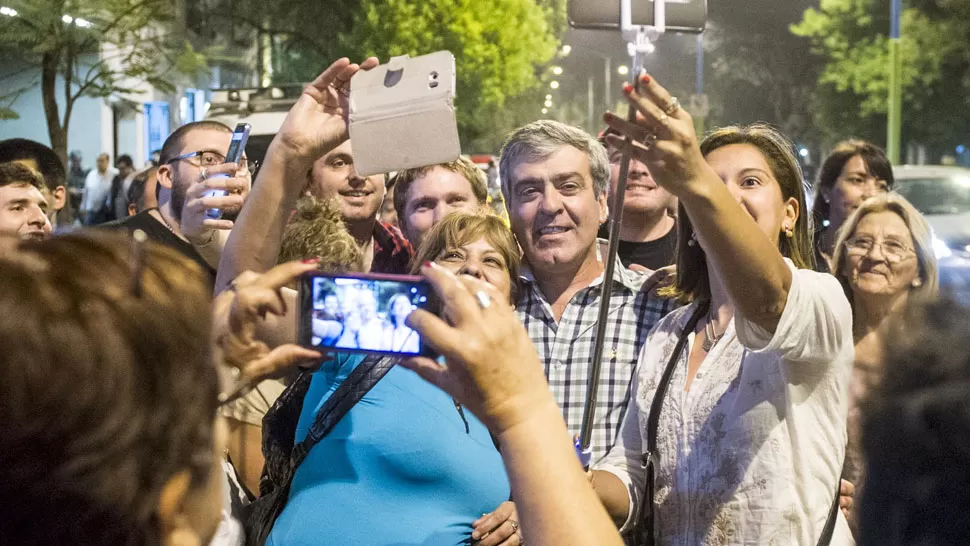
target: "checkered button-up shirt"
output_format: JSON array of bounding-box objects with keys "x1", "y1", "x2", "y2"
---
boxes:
[{"x1": 516, "y1": 252, "x2": 677, "y2": 463}]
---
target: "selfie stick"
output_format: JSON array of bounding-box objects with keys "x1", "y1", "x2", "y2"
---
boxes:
[{"x1": 577, "y1": 0, "x2": 665, "y2": 466}]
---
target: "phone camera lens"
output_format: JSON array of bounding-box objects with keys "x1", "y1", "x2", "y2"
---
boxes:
[{"x1": 429, "y1": 71, "x2": 439, "y2": 80}]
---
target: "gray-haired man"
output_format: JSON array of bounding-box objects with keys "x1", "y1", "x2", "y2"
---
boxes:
[
  {"x1": 471, "y1": 120, "x2": 676, "y2": 544},
  {"x1": 500, "y1": 119, "x2": 676, "y2": 461}
]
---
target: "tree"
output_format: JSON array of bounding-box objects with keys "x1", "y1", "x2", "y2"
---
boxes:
[
  {"x1": 701, "y1": 0, "x2": 821, "y2": 148},
  {"x1": 343, "y1": 0, "x2": 558, "y2": 149},
  {"x1": 0, "y1": 0, "x2": 206, "y2": 164},
  {"x1": 203, "y1": 0, "x2": 560, "y2": 152},
  {"x1": 792, "y1": 0, "x2": 970, "y2": 159}
]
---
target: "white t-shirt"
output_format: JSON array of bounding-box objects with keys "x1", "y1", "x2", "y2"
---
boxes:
[
  {"x1": 597, "y1": 260, "x2": 855, "y2": 545},
  {"x1": 81, "y1": 167, "x2": 117, "y2": 212}
]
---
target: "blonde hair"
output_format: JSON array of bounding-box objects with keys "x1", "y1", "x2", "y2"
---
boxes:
[
  {"x1": 278, "y1": 197, "x2": 364, "y2": 273},
  {"x1": 410, "y1": 212, "x2": 521, "y2": 304},
  {"x1": 831, "y1": 192, "x2": 939, "y2": 304}
]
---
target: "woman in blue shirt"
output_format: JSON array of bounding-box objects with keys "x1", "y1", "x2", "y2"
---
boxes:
[{"x1": 265, "y1": 213, "x2": 520, "y2": 545}]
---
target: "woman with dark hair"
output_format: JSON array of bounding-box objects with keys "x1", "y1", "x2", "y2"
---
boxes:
[
  {"x1": 591, "y1": 76, "x2": 854, "y2": 544},
  {"x1": 812, "y1": 140, "x2": 894, "y2": 272}
]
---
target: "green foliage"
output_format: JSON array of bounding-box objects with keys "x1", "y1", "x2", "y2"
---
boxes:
[
  {"x1": 792, "y1": 0, "x2": 970, "y2": 157},
  {"x1": 0, "y1": 0, "x2": 207, "y2": 161},
  {"x1": 221, "y1": 0, "x2": 561, "y2": 152},
  {"x1": 339, "y1": 0, "x2": 558, "y2": 149}
]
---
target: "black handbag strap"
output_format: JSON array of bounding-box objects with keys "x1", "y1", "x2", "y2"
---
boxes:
[
  {"x1": 817, "y1": 476, "x2": 841, "y2": 546},
  {"x1": 289, "y1": 355, "x2": 396, "y2": 467},
  {"x1": 639, "y1": 301, "x2": 842, "y2": 546},
  {"x1": 636, "y1": 301, "x2": 709, "y2": 546},
  {"x1": 644, "y1": 301, "x2": 709, "y2": 466}
]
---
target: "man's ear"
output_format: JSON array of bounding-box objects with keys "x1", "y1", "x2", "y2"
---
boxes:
[
  {"x1": 52, "y1": 186, "x2": 67, "y2": 210},
  {"x1": 598, "y1": 191, "x2": 610, "y2": 225},
  {"x1": 156, "y1": 164, "x2": 175, "y2": 190}
]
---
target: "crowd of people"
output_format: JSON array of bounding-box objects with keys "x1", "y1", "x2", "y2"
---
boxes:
[{"x1": 0, "y1": 54, "x2": 966, "y2": 546}]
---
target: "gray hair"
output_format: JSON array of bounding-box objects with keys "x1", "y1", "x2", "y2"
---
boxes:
[
  {"x1": 832, "y1": 191, "x2": 940, "y2": 304},
  {"x1": 499, "y1": 120, "x2": 610, "y2": 205}
]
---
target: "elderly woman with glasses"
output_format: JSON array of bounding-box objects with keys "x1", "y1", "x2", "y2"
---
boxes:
[{"x1": 830, "y1": 192, "x2": 939, "y2": 533}]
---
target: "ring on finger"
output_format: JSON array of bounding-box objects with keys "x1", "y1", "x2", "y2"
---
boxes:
[
  {"x1": 663, "y1": 96, "x2": 681, "y2": 116},
  {"x1": 200, "y1": 167, "x2": 208, "y2": 180},
  {"x1": 475, "y1": 290, "x2": 492, "y2": 310},
  {"x1": 509, "y1": 520, "x2": 519, "y2": 532}
]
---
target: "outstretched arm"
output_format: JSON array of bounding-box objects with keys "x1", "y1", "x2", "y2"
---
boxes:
[{"x1": 215, "y1": 57, "x2": 379, "y2": 293}]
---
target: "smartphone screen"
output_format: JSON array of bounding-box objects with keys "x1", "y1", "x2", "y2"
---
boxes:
[
  {"x1": 205, "y1": 122, "x2": 251, "y2": 219},
  {"x1": 298, "y1": 272, "x2": 432, "y2": 357}
]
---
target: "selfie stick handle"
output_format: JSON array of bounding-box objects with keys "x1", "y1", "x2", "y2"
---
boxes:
[{"x1": 577, "y1": 0, "x2": 664, "y2": 456}]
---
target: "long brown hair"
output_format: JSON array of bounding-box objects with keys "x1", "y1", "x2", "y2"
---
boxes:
[{"x1": 664, "y1": 124, "x2": 815, "y2": 304}]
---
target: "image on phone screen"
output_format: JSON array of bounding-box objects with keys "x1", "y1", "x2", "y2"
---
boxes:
[{"x1": 299, "y1": 273, "x2": 431, "y2": 357}]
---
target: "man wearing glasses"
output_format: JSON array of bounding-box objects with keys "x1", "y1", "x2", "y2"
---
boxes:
[{"x1": 106, "y1": 121, "x2": 255, "y2": 283}]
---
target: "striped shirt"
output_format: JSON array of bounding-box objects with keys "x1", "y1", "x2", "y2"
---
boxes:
[{"x1": 516, "y1": 249, "x2": 677, "y2": 462}]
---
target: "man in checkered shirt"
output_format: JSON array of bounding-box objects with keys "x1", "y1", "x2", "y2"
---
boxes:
[{"x1": 499, "y1": 120, "x2": 677, "y2": 463}]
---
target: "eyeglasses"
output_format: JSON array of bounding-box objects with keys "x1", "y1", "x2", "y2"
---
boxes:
[
  {"x1": 844, "y1": 236, "x2": 916, "y2": 263},
  {"x1": 166, "y1": 150, "x2": 258, "y2": 175}
]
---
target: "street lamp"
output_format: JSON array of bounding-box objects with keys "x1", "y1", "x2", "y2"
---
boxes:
[
  {"x1": 542, "y1": 107, "x2": 549, "y2": 115},
  {"x1": 617, "y1": 65, "x2": 629, "y2": 76},
  {"x1": 0, "y1": 6, "x2": 18, "y2": 16},
  {"x1": 552, "y1": 66, "x2": 563, "y2": 75},
  {"x1": 550, "y1": 81, "x2": 560, "y2": 89},
  {"x1": 545, "y1": 94, "x2": 552, "y2": 100},
  {"x1": 561, "y1": 45, "x2": 572, "y2": 56},
  {"x1": 544, "y1": 99, "x2": 553, "y2": 108}
]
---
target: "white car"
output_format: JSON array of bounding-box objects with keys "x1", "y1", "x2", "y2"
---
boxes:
[{"x1": 893, "y1": 165, "x2": 970, "y2": 304}]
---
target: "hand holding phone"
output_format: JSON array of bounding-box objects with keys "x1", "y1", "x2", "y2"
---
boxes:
[
  {"x1": 204, "y1": 122, "x2": 251, "y2": 219},
  {"x1": 348, "y1": 51, "x2": 460, "y2": 177},
  {"x1": 298, "y1": 272, "x2": 434, "y2": 358}
]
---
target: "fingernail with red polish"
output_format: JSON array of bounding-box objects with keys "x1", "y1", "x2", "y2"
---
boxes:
[
  {"x1": 641, "y1": 74, "x2": 651, "y2": 85},
  {"x1": 302, "y1": 258, "x2": 320, "y2": 264},
  {"x1": 423, "y1": 261, "x2": 433, "y2": 268},
  {"x1": 622, "y1": 83, "x2": 633, "y2": 94}
]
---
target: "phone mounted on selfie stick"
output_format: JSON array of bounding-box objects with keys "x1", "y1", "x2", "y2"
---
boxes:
[{"x1": 568, "y1": 0, "x2": 705, "y2": 468}]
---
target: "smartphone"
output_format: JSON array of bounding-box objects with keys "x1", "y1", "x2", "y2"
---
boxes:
[
  {"x1": 204, "y1": 122, "x2": 251, "y2": 219},
  {"x1": 348, "y1": 51, "x2": 461, "y2": 177},
  {"x1": 298, "y1": 271, "x2": 434, "y2": 358}
]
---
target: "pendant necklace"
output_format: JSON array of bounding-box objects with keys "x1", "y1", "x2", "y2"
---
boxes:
[{"x1": 702, "y1": 306, "x2": 723, "y2": 352}]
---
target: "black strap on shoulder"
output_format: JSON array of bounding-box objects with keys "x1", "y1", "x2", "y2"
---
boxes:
[
  {"x1": 644, "y1": 301, "x2": 708, "y2": 465},
  {"x1": 289, "y1": 355, "x2": 395, "y2": 467},
  {"x1": 636, "y1": 301, "x2": 708, "y2": 545},
  {"x1": 638, "y1": 300, "x2": 841, "y2": 546}
]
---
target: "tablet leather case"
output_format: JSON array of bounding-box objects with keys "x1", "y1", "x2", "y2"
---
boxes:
[{"x1": 349, "y1": 51, "x2": 461, "y2": 176}]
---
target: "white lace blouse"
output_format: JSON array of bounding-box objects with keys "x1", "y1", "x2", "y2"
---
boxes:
[{"x1": 597, "y1": 261, "x2": 856, "y2": 545}]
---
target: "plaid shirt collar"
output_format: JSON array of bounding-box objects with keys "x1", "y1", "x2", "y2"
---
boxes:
[
  {"x1": 371, "y1": 221, "x2": 413, "y2": 275},
  {"x1": 519, "y1": 239, "x2": 647, "y2": 295},
  {"x1": 515, "y1": 239, "x2": 677, "y2": 462}
]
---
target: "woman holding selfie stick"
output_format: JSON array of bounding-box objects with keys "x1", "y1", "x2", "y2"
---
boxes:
[{"x1": 585, "y1": 76, "x2": 855, "y2": 544}]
